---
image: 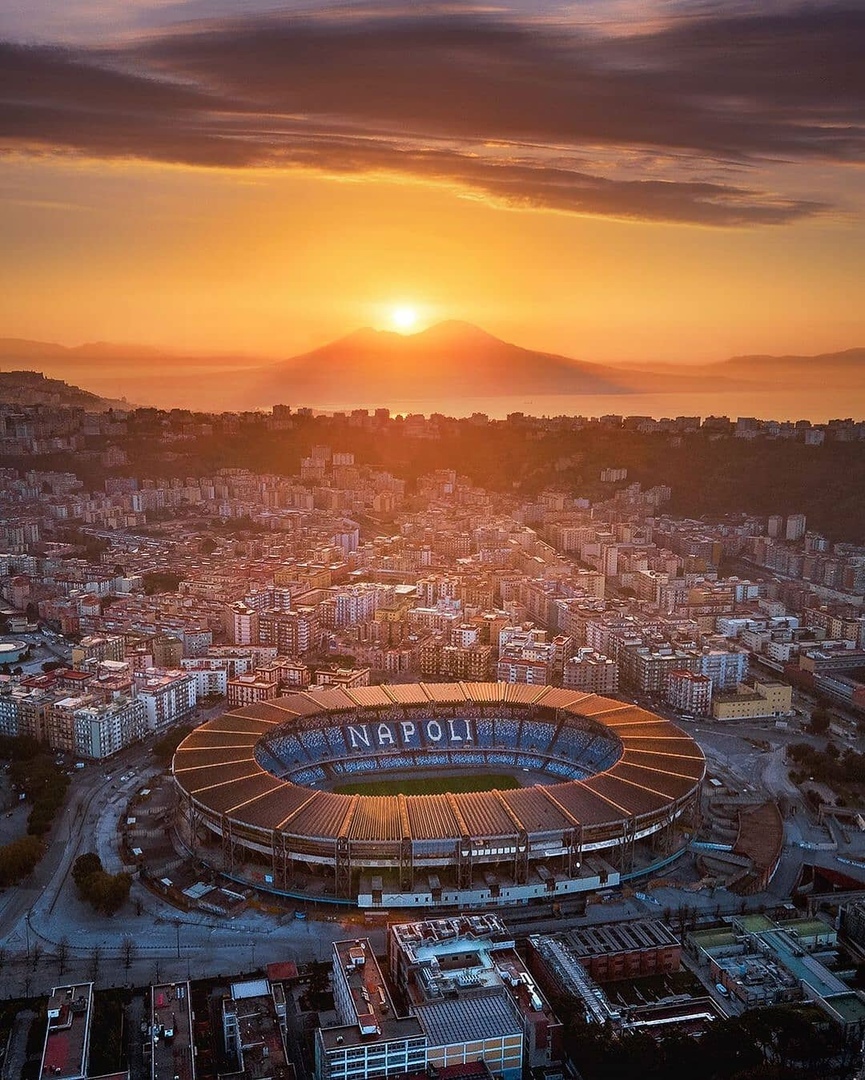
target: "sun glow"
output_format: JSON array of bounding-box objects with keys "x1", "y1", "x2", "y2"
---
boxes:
[{"x1": 391, "y1": 304, "x2": 418, "y2": 331}]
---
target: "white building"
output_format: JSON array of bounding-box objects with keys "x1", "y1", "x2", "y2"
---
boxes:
[
  {"x1": 698, "y1": 648, "x2": 748, "y2": 691},
  {"x1": 73, "y1": 697, "x2": 147, "y2": 759},
  {"x1": 786, "y1": 513, "x2": 807, "y2": 542},
  {"x1": 133, "y1": 668, "x2": 197, "y2": 730},
  {"x1": 181, "y1": 663, "x2": 229, "y2": 698},
  {"x1": 316, "y1": 940, "x2": 427, "y2": 1080}
]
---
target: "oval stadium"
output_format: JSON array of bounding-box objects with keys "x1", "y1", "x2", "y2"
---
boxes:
[{"x1": 172, "y1": 682, "x2": 705, "y2": 909}]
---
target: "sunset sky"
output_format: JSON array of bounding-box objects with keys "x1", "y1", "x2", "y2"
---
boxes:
[{"x1": 1, "y1": 1, "x2": 863, "y2": 364}]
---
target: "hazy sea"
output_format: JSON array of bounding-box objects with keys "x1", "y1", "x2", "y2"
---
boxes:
[{"x1": 303, "y1": 387, "x2": 865, "y2": 423}]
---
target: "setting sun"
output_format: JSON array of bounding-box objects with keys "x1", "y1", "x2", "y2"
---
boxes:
[{"x1": 391, "y1": 305, "x2": 418, "y2": 331}]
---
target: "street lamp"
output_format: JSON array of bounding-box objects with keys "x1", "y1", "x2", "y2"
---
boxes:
[{"x1": 174, "y1": 919, "x2": 181, "y2": 959}]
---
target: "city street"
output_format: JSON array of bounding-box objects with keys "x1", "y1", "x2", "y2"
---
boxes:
[{"x1": 0, "y1": 746, "x2": 384, "y2": 998}]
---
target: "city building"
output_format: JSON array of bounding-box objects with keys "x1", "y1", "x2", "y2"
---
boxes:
[
  {"x1": 690, "y1": 914, "x2": 865, "y2": 1030},
  {"x1": 712, "y1": 678, "x2": 793, "y2": 720},
  {"x1": 228, "y1": 673, "x2": 280, "y2": 708},
  {"x1": 840, "y1": 899, "x2": 865, "y2": 954},
  {"x1": 536, "y1": 920, "x2": 681, "y2": 983},
  {"x1": 313, "y1": 667, "x2": 371, "y2": 689},
  {"x1": 388, "y1": 915, "x2": 560, "y2": 1076},
  {"x1": 315, "y1": 939, "x2": 427, "y2": 1080},
  {"x1": 151, "y1": 981, "x2": 195, "y2": 1080},
  {"x1": 71, "y1": 634, "x2": 124, "y2": 670},
  {"x1": 222, "y1": 978, "x2": 290, "y2": 1079},
  {"x1": 227, "y1": 601, "x2": 259, "y2": 646},
  {"x1": 619, "y1": 643, "x2": 700, "y2": 696},
  {"x1": 134, "y1": 669, "x2": 197, "y2": 731},
  {"x1": 181, "y1": 661, "x2": 229, "y2": 698},
  {"x1": 39, "y1": 983, "x2": 93, "y2": 1080},
  {"x1": 562, "y1": 648, "x2": 618, "y2": 694},
  {"x1": 48, "y1": 694, "x2": 95, "y2": 754},
  {"x1": 697, "y1": 647, "x2": 748, "y2": 691},
  {"x1": 786, "y1": 513, "x2": 807, "y2": 542},
  {"x1": 73, "y1": 696, "x2": 147, "y2": 759},
  {"x1": 665, "y1": 670, "x2": 712, "y2": 716}
]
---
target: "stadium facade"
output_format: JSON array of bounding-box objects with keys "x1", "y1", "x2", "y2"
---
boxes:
[{"x1": 172, "y1": 682, "x2": 705, "y2": 908}]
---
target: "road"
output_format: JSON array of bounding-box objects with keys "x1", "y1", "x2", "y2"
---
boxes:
[{"x1": 0, "y1": 746, "x2": 385, "y2": 998}]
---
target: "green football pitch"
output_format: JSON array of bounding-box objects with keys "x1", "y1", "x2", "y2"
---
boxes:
[{"x1": 331, "y1": 772, "x2": 522, "y2": 797}]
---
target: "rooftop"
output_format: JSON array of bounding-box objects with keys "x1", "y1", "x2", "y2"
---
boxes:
[
  {"x1": 151, "y1": 982, "x2": 194, "y2": 1080},
  {"x1": 223, "y1": 980, "x2": 290, "y2": 1079},
  {"x1": 325, "y1": 939, "x2": 423, "y2": 1049},
  {"x1": 40, "y1": 983, "x2": 93, "y2": 1080},
  {"x1": 412, "y1": 991, "x2": 521, "y2": 1048},
  {"x1": 563, "y1": 919, "x2": 680, "y2": 958}
]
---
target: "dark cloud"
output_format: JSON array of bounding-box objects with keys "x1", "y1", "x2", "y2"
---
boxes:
[{"x1": 1, "y1": 4, "x2": 861, "y2": 225}]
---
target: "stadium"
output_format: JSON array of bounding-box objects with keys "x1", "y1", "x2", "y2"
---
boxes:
[{"x1": 172, "y1": 683, "x2": 705, "y2": 908}]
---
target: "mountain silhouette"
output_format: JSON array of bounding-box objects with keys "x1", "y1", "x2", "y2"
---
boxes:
[
  {"x1": 1, "y1": 328, "x2": 862, "y2": 411},
  {"x1": 246, "y1": 320, "x2": 634, "y2": 407}
]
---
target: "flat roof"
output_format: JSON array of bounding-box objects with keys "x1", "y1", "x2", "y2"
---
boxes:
[
  {"x1": 151, "y1": 982, "x2": 194, "y2": 1080},
  {"x1": 223, "y1": 981, "x2": 290, "y2": 1079},
  {"x1": 329, "y1": 939, "x2": 424, "y2": 1047},
  {"x1": 785, "y1": 918, "x2": 836, "y2": 939},
  {"x1": 564, "y1": 919, "x2": 680, "y2": 957},
  {"x1": 41, "y1": 983, "x2": 93, "y2": 1080},
  {"x1": 413, "y1": 992, "x2": 521, "y2": 1047},
  {"x1": 690, "y1": 929, "x2": 737, "y2": 951},
  {"x1": 823, "y1": 992, "x2": 865, "y2": 1024},
  {"x1": 318, "y1": 1015, "x2": 424, "y2": 1050}
]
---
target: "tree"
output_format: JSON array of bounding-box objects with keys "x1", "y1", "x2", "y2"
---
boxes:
[
  {"x1": 142, "y1": 570, "x2": 183, "y2": 595},
  {"x1": 72, "y1": 852, "x2": 102, "y2": 890},
  {"x1": 153, "y1": 724, "x2": 193, "y2": 765},
  {"x1": 87, "y1": 945, "x2": 102, "y2": 982},
  {"x1": 56, "y1": 936, "x2": 69, "y2": 976},
  {"x1": 73, "y1": 852, "x2": 132, "y2": 915},
  {"x1": 0, "y1": 835, "x2": 44, "y2": 886},
  {"x1": 808, "y1": 706, "x2": 832, "y2": 735},
  {"x1": 121, "y1": 935, "x2": 137, "y2": 970}
]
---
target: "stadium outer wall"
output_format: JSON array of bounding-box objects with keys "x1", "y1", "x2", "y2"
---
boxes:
[{"x1": 172, "y1": 682, "x2": 705, "y2": 909}]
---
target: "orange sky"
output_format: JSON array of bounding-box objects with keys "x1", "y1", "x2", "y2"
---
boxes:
[{"x1": 1, "y1": 3, "x2": 864, "y2": 365}]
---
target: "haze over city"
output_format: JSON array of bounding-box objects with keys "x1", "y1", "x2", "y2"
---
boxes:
[{"x1": 2, "y1": 5, "x2": 865, "y2": 1080}]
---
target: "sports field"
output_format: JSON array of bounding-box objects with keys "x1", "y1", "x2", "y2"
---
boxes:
[{"x1": 331, "y1": 772, "x2": 522, "y2": 797}]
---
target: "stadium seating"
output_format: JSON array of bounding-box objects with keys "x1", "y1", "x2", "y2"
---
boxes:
[
  {"x1": 325, "y1": 726, "x2": 348, "y2": 756},
  {"x1": 451, "y1": 752, "x2": 486, "y2": 767},
  {"x1": 518, "y1": 718, "x2": 556, "y2": 752},
  {"x1": 290, "y1": 766, "x2": 326, "y2": 786},
  {"x1": 493, "y1": 718, "x2": 520, "y2": 749},
  {"x1": 257, "y1": 710, "x2": 622, "y2": 793},
  {"x1": 550, "y1": 725, "x2": 594, "y2": 763},
  {"x1": 298, "y1": 726, "x2": 329, "y2": 760},
  {"x1": 475, "y1": 717, "x2": 495, "y2": 747},
  {"x1": 263, "y1": 731, "x2": 310, "y2": 765},
  {"x1": 487, "y1": 751, "x2": 519, "y2": 768}
]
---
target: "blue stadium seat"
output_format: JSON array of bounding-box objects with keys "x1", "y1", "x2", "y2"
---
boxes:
[{"x1": 518, "y1": 718, "x2": 556, "y2": 752}]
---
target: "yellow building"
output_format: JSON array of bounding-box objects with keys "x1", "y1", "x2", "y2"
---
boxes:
[{"x1": 712, "y1": 678, "x2": 792, "y2": 720}]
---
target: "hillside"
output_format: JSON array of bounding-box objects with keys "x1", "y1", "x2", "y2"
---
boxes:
[{"x1": 0, "y1": 370, "x2": 127, "y2": 411}]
